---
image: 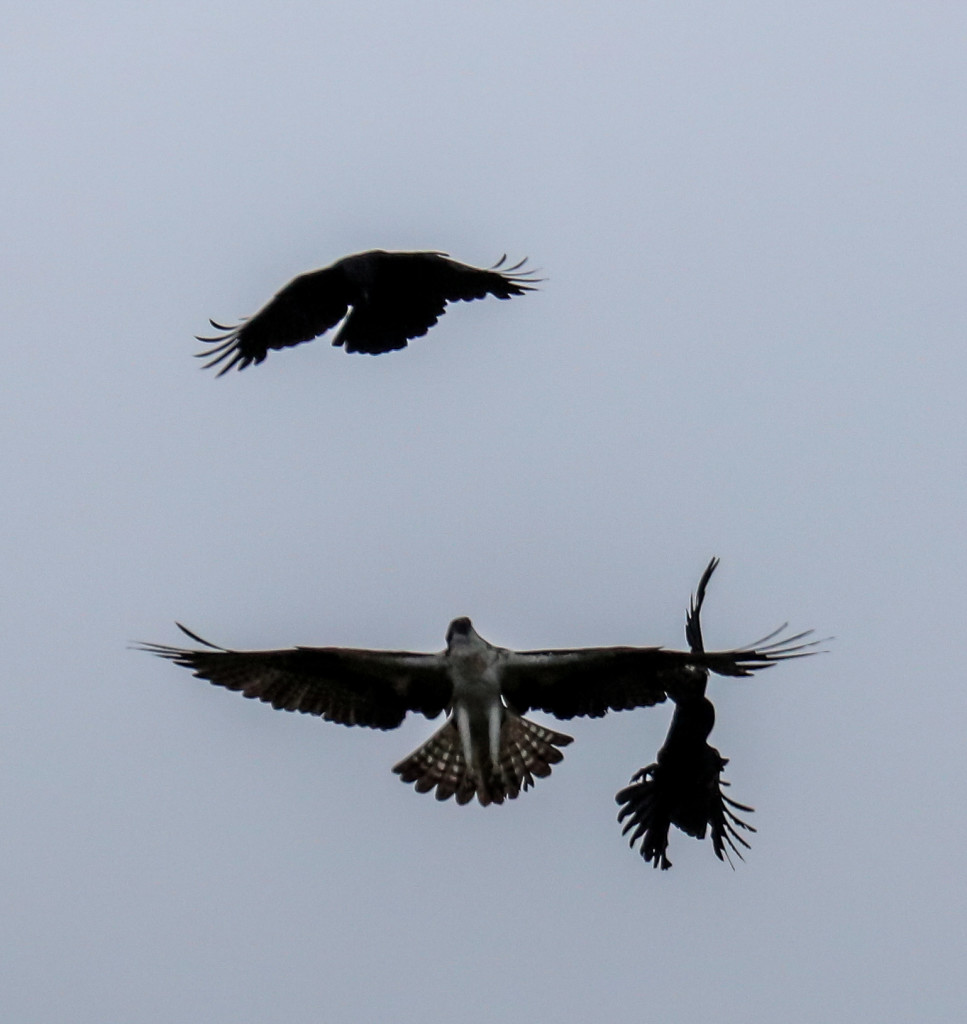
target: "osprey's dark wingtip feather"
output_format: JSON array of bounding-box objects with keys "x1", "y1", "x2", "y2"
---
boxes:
[
  {"x1": 686, "y1": 559, "x2": 827, "y2": 674},
  {"x1": 727, "y1": 629, "x2": 826, "y2": 674},
  {"x1": 133, "y1": 623, "x2": 228, "y2": 662},
  {"x1": 174, "y1": 623, "x2": 226, "y2": 649}
]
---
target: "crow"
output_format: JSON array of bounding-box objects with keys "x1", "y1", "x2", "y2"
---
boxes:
[{"x1": 196, "y1": 250, "x2": 538, "y2": 374}]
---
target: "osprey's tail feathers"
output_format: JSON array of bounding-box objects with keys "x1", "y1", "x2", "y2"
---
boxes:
[
  {"x1": 496, "y1": 713, "x2": 573, "y2": 805},
  {"x1": 393, "y1": 715, "x2": 573, "y2": 807},
  {"x1": 393, "y1": 720, "x2": 476, "y2": 804}
]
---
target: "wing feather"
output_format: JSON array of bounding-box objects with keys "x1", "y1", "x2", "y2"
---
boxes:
[
  {"x1": 334, "y1": 295, "x2": 448, "y2": 354},
  {"x1": 423, "y1": 252, "x2": 540, "y2": 303},
  {"x1": 500, "y1": 633, "x2": 819, "y2": 719},
  {"x1": 616, "y1": 719, "x2": 756, "y2": 871},
  {"x1": 501, "y1": 647, "x2": 674, "y2": 718},
  {"x1": 138, "y1": 628, "x2": 452, "y2": 729},
  {"x1": 196, "y1": 266, "x2": 350, "y2": 375},
  {"x1": 333, "y1": 251, "x2": 538, "y2": 354}
]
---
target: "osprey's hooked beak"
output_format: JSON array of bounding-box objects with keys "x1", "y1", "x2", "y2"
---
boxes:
[{"x1": 446, "y1": 616, "x2": 474, "y2": 647}]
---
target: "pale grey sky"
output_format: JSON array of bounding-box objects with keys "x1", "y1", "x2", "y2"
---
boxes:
[{"x1": 3, "y1": 4, "x2": 966, "y2": 1022}]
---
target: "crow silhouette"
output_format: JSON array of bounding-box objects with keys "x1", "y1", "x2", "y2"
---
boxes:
[{"x1": 196, "y1": 250, "x2": 538, "y2": 374}]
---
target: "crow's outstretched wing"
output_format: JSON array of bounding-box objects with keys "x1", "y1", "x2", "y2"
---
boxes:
[
  {"x1": 335, "y1": 252, "x2": 538, "y2": 355},
  {"x1": 138, "y1": 625, "x2": 452, "y2": 729},
  {"x1": 196, "y1": 265, "x2": 350, "y2": 375}
]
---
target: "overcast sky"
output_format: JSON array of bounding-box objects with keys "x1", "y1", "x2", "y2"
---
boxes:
[{"x1": 3, "y1": 3, "x2": 966, "y2": 1022}]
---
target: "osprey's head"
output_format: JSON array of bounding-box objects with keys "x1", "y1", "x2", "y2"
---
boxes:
[{"x1": 446, "y1": 616, "x2": 475, "y2": 648}]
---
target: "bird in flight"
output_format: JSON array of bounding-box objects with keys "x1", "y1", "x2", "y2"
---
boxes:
[
  {"x1": 616, "y1": 695, "x2": 754, "y2": 869},
  {"x1": 616, "y1": 558, "x2": 816, "y2": 868},
  {"x1": 195, "y1": 249, "x2": 539, "y2": 375},
  {"x1": 138, "y1": 571, "x2": 814, "y2": 807}
]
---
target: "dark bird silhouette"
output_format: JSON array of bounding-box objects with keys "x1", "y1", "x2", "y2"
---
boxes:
[
  {"x1": 616, "y1": 558, "x2": 813, "y2": 868},
  {"x1": 196, "y1": 250, "x2": 539, "y2": 374},
  {"x1": 615, "y1": 698, "x2": 755, "y2": 869},
  {"x1": 138, "y1": 585, "x2": 812, "y2": 807}
]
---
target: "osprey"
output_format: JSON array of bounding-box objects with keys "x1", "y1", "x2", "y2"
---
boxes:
[
  {"x1": 138, "y1": 561, "x2": 815, "y2": 806},
  {"x1": 616, "y1": 558, "x2": 806, "y2": 868},
  {"x1": 196, "y1": 249, "x2": 538, "y2": 374}
]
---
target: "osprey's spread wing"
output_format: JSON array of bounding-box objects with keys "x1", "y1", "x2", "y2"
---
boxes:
[
  {"x1": 501, "y1": 647, "x2": 677, "y2": 718},
  {"x1": 500, "y1": 633, "x2": 815, "y2": 720},
  {"x1": 196, "y1": 250, "x2": 538, "y2": 373},
  {"x1": 138, "y1": 625, "x2": 452, "y2": 729},
  {"x1": 501, "y1": 559, "x2": 817, "y2": 721}
]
